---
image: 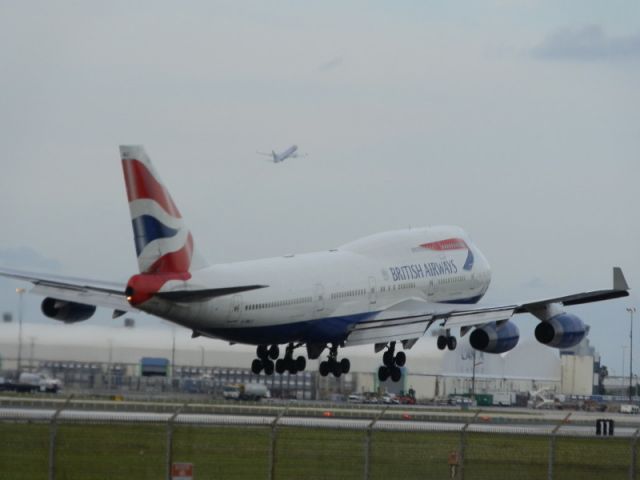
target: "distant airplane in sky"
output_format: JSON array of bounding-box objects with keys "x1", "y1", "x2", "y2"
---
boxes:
[
  {"x1": 0, "y1": 146, "x2": 630, "y2": 382},
  {"x1": 257, "y1": 145, "x2": 305, "y2": 163}
]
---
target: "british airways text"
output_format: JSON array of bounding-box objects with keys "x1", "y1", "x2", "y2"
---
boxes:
[{"x1": 389, "y1": 261, "x2": 457, "y2": 281}]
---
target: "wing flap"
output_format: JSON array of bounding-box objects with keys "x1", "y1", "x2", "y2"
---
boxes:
[
  {"x1": 442, "y1": 306, "x2": 516, "y2": 328},
  {"x1": 346, "y1": 314, "x2": 432, "y2": 346}
]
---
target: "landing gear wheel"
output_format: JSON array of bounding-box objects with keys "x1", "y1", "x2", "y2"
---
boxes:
[
  {"x1": 383, "y1": 351, "x2": 394, "y2": 367},
  {"x1": 268, "y1": 344, "x2": 280, "y2": 360},
  {"x1": 257, "y1": 345, "x2": 269, "y2": 359},
  {"x1": 340, "y1": 358, "x2": 351, "y2": 374},
  {"x1": 282, "y1": 356, "x2": 293, "y2": 372},
  {"x1": 251, "y1": 359, "x2": 263, "y2": 374},
  {"x1": 378, "y1": 365, "x2": 390, "y2": 382},
  {"x1": 395, "y1": 351, "x2": 406, "y2": 367},
  {"x1": 263, "y1": 359, "x2": 274, "y2": 375},
  {"x1": 319, "y1": 361, "x2": 330, "y2": 377},
  {"x1": 275, "y1": 359, "x2": 286, "y2": 375},
  {"x1": 447, "y1": 336, "x2": 457, "y2": 351},
  {"x1": 295, "y1": 356, "x2": 306, "y2": 372},
  {"x1": 437, "y1": 336, "x2": 447, "y2": 350},
  {"x1": 331, "y1": 360, "x2": 342, "y2": 378},
  {"x1": 390, "y1": 366, "x2": 402, "y2": 382}
]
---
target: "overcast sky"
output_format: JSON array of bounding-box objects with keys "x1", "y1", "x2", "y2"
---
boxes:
[{"x1": 0, "y1": 1, "x2": 638, "y2": 374}]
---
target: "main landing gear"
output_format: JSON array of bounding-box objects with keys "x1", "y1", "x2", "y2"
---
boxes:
[
  {"x1": 319, "y1": 344, "x2": 350, "y2": 378},
  {"x1": 378, "y1": 342, "x2": 405, "y2": 383},
  {"x1": 436, "y1": 331, "x2": 457, "y2": 351},
  {"x1": 251, "y1": 343, "x2": 306, "y2": 375}
]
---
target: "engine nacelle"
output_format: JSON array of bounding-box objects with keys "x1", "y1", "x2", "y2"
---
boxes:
[
  {"x1": 469, "y1": 321, "x2": 519, "y2": 354},
  {"x1": 41, "y1": 298, "x2": 96, "y2": 323},
  {"x1": 534, "y1": 313, "x2": 587, "y2": 349}
]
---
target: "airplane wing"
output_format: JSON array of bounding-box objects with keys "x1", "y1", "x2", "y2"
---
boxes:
[
  {"x1": 345, "y1": 267, "x2": 629, "y2": 346},
  {"x1": 0, "y1": 267, "x2": 133, "y2": 312}
]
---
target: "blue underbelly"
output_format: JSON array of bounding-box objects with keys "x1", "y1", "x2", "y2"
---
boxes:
[{"x1": 199, "y1": 311, "x2": 377, "y2": 345}]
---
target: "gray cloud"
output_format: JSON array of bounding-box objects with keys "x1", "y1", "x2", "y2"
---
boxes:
[
  {"x1": 532, "y1": 25, "x2": 640, "y2": 61},
  {"x1": 317, "y1": 56, "x2": 344, "y2": 72}
]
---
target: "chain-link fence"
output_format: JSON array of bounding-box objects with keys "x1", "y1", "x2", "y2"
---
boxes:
[{"x1": 0, "y1": 400, "x2": 638, "y2": 480}]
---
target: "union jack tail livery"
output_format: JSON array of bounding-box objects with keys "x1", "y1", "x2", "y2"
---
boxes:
[{"x1": 120, "y1": 145, "x2": 207, "y2": 275}]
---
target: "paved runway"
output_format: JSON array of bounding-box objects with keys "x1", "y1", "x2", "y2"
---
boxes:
[{"x1": 1, "y1": 405, "x2": 637, "y2": 437}]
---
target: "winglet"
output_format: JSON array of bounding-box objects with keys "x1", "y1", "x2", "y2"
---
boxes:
[{"x1": 614, "y1": 267, "x2": 629, "y2": 291}]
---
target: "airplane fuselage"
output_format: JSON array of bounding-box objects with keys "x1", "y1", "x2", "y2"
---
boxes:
[{"x1": 138, "y1": 225, "x2": 491, "y2": 346}]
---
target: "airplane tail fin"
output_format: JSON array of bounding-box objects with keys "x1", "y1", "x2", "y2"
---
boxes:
[{"x1": 120, "y1": 145, "x2": 208, "y2": 274}]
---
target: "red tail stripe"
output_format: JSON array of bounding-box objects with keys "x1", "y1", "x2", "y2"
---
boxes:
[
  {"x1": 126, "y1": 271, "x2": 191, "y2": 306},
  {"x1": 420, "y1": 238, "x2": 468, "y2": 251},
  {"x1": 123, "y1": 159, "x2": 182, "y2": 218},
  {"x1": 146, "y1": 233, "x2": 194, "y2": 274}
]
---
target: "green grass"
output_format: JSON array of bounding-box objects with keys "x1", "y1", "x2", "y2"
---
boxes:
[
  {"x1": 0, "y1": 421, "x2": 636, "y2": 479},
  {"x1": 173, "y1": 425, "x2": 270, "y2": 479},
  {"x1": 0, "y1": 422, "x2": 50, "y2": 479}
]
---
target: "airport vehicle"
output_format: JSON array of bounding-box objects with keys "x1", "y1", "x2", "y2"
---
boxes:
[
  {"x1": 620, "y1": 404, "x2": 639, "y2": 414},
  {"x1": 492, "y1": 392, "x2": 515, "y2": 407},
  {"x1": 257, "y1": 144, "x2": 305, "y2": 163},
  {"x1": 0, "y1": 146, "x2": 630, "y2": 383},
  {"x1": 0, "y1": 372, "x2": 61, "y2": 393},
  {"x1": 223, "y1": 383, "x2": 269, "y2": 401}
]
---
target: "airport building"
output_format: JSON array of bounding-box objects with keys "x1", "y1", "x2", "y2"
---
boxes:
[{"x1": 0, "y1": 321, "x2": 599, "y2": 401}]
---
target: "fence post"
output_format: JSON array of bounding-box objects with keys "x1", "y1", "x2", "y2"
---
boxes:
[
  {"x1": 458, "y1": 410, "x2": 481, "y2": 480},
  {"x1": 268, "y1": 406, "x2": 289, "y2": 480},
  {"x1": 363, "y1": 406, "x2": 388, "y2": 480},
  {"x1": 48, "y1": 394, "x2": 74, "y2": 480},
  {"x1": 166, "y1": 402, "x2": 188, "y2": 480},
  {"x1": 548, "y1": 412, "x2": 571, "y2": 480},
  {"x1": 630, "y1": 428, "x2": 640, "y2": 480}
]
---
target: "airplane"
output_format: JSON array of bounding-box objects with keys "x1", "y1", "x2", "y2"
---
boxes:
[
  {"x1": 257, "y1": 144, "x2": 305, "y2": 163},
  {"x1": 0, "y1": 145, "x2": 630, "y2": 382}
]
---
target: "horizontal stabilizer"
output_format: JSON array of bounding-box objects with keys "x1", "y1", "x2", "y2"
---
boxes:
[{"x1": 154, "y1": 285, "x2": 268, "y2": 302}]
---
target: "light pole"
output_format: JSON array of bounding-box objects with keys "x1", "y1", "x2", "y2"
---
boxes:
[
  {"x1": 107, "y1": 339, "x2": 113, "y2": 391},
  {"x1": 16, "y1": 288, "x2": 25, "y2": 373},
  {"x1": 622, "y1": 345, "x2": 629, "y2": 388},
  {"x1": 171, "y1": 327, "x2": 176, "y2": 380},
  {"x1": 29, "y1": 337, "x2": 36, "y2": 371},
  {"x1": 199, "y1": 346, "x2": 205, "y2": 368},
  {"x1": 628, "y1": 307, "x2": 636, "y2": 402},
  {"x1": 471, "y1": 350, "x2": 483, "y2": 399}
]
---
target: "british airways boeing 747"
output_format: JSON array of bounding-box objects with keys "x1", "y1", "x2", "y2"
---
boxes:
[{"x1": 0, "y1": 146, "x2": 630, "y2": 382}]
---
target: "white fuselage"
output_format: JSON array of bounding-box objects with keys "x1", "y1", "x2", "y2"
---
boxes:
[
  {"x1": 139, "y1": 225, "x2": 491, "y2": 346},
  {"x1": 274, "y1": 145, "x2": 297, "y2": 162}
]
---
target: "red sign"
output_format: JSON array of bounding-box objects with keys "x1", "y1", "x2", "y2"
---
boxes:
[{"x1": 171, "y1": 463, "x2": 193, "y2": 480}]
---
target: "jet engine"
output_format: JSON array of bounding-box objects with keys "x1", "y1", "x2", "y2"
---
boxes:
[
  {"x1": 534, "y1": 313, "x2": 587, "y2": 349},
  {"x1": 469, "y1": 321, "x2": 519, "y2": 354},
  {"x1": 41, "y1": 298, "x2": 96, "y2": 323}
]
